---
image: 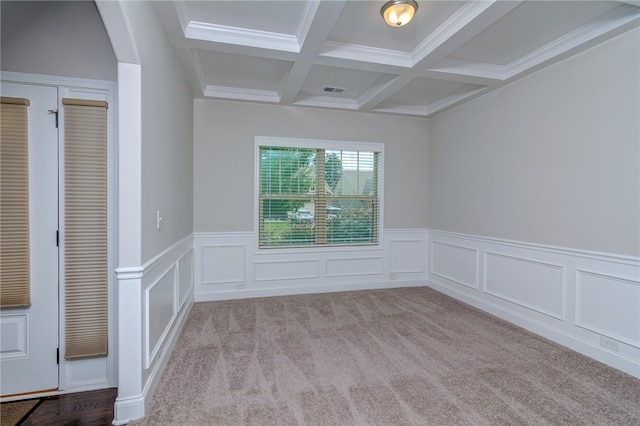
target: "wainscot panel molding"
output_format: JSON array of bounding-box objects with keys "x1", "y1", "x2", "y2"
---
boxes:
[
  {"x1": 484, "y1": 251, "x2": 565, "y2": 320},
  {"x1": 194, "y1": 230, "x2": 429, "y2": 301},
  {"x1": 113, "y1": 234, "x2": 194, "y2": 424},
  {"x1": 427, "y1": 229, "x2": 640, "y2": 378},
  {"x1": 430, "y1": 240, "x2": 479, "y2": 289},
  {"x1": 145, "y1": 265, "x2": 176, "y2": 369},
  {"x1": 575, "y1": 269, "x2": 640, "y2": 348}
]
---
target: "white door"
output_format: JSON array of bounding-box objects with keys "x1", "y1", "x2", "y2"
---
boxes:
[{"x1": 1, "y1": 82, "x2": 59, "y2": 396}]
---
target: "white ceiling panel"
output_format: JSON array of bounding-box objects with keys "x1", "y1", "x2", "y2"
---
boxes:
[
  {"x1": 199, "y1": 51, "x2": 293, "y2": 91},
  {"x1": 298, "y1": 65, "x2": 389, "y2": 99},
  {"x1": 379, "y1": 77, "x2": 484, "y2": 108},
  {"x1": 449, "y1": 1, "x2": 623, "y2": 66}
]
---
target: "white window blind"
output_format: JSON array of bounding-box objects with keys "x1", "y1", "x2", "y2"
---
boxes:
[
  {"x1": 0, "y1": 97, "x2": 31, "y2": 308},
  {"x1": 259, "y1": 143, "x2": 381, "y2": 248},
  {"x1": 63, "y1": 98, "x2": 108, "y2": 359}
]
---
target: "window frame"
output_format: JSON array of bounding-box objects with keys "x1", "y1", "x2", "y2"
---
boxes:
[{"x1": 254, "y1": 136, "x2": 384, "y2": 252}]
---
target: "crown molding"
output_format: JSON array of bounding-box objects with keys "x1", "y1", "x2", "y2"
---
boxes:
[
  {"x1": 320, "y1": 41, "x2": 413, "y2": 68},
  {"x1": 176, "y1": 1, "x2": 301, "y2": 53},
  {"x1": 293, "y1": 95, "x2": 358, "y2": 111},
  {"x1": 185, "y1": 22, "x2": 300, "y2": 53},
  {"x1": 204, "y1": 85, "x2": 281, "y2": 103},
  {"x1": 428, "y1": 59, "x2": 508, "y2": 81}
]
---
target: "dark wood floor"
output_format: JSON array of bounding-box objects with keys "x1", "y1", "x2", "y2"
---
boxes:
[{"x1": 18, "y1": 388, "x2": 117, "y2": 426}]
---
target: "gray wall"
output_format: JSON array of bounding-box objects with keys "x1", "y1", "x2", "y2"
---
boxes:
[
  {"x1": 428, "y1": 28, "x2": 640, "y2": 256},
  {"x1": 194, "y1": 100, "x2": 429, "y2": 232},
  {"x1": 119, "y1": 1, "x2": 194, "y2": 263},
  {"x1": 1, "y1": 1, "x2": 117, "y2": 81}
]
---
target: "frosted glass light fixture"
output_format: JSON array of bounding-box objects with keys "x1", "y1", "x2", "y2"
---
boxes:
[{"x1": 381, "y1": 0, "x2": 418, "y2": 27}]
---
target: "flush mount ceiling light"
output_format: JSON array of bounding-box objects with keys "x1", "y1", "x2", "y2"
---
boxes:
[{"x1": 381, "y1": 0, "x2": 418, "y2": 27}]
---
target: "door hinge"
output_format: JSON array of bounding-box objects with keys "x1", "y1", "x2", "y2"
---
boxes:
[
  {"x1": 56, "y1": 230, "x2": 59, "y2": 247},
  {"x1": 48, "y1": 109, "x2": 59, "y2": 128},
  {"x1": 57, "y1": 348, "x2": 60, "y2": 364}
]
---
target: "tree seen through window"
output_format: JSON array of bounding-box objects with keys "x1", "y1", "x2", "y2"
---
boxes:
[{"x1": 259, "y1": 145, "x2": 380, "y2": 247}]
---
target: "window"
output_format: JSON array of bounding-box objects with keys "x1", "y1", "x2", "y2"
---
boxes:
[{"x1": 257, "y1": 137, "x2": 383, "y2": 248}]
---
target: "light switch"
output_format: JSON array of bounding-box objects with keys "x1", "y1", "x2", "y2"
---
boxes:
[{"x1": 156, "y1": 210, "x2": 163, "y2": 230}]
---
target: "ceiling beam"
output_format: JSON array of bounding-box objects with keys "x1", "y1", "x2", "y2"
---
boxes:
[{"x1": 280, "y1": 0, "x2": 347, "y2": 104}]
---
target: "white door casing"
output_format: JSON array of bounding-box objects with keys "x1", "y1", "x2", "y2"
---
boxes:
[{"x1": 0, "y1": 82, "x2": 59, "y2": 396}]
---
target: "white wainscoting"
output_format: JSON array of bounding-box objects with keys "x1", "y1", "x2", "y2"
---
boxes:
[
  {"x1": 192, "y1": 228, "x2": 639, "y2": 378},
  {"x1": 428, "y1": 230, "x2": 640, "y2": 378},
  {"x1": 140, "y1": 235, "x2": 195, "y2": 408},
  {"x1": 113, "y1": 234, "x2": 194, "y2": 424},
  {"x1": 194, "y1": 230, "x2": 428, "y2": 301}
]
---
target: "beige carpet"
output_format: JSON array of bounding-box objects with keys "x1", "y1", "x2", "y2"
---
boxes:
[
  {"x1": 133, "y1": 287, "x2": 640, "y2": 425},
  {"x1": 0, "y1": 399, "x2": 39, "y2": 426}
]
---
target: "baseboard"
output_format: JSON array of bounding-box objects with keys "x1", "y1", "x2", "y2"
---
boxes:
[
  {"x1": 112, "y1": 394, "x2": 145, "y2": 426},
  {"x1": 195, "y1": 279, "x2": 426, "y2": 302}
]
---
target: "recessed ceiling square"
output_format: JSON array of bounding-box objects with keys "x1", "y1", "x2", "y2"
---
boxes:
[
  {"x1": 449, "y1": 1, "x2": 621, "y2": 66},
  {"x1": 379, "y1": 78, "x2": 484, "y2": 108},
  {"x1": 199, "y1": 51, "x2": 293, "y2": 91},
  {"x1": 299, "y1": 65, "x2": 389, "y2": 99}
]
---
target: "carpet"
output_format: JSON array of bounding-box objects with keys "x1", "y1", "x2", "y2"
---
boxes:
[
  {"x1": 0, "y1": 399, "x2": 40, "y2": 426},
  {"x1": 132, "y1": 287, "x2": 640, "y2": 425}
]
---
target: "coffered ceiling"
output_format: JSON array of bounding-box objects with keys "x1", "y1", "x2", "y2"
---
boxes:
[{"x1": 154, "y1": 1, "x2": 640, "y2": 117}]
